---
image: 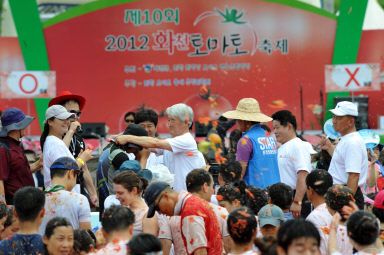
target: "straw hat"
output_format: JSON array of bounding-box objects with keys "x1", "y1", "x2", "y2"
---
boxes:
[{"x1": 223, "y1": 98, "x2": 272, "y2": 122}]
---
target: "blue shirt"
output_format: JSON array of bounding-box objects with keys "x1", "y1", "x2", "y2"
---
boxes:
[
  {"x1": 243, "y1": 125, "x2": 280, "y2": 188},
  {"x1": 0, "y1": 234, "x2": 43, "y2": 255}
]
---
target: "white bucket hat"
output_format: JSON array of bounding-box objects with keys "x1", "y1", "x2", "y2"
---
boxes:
[{"x1": 222, "y1": 98, "x2": 272, "y2": 122}]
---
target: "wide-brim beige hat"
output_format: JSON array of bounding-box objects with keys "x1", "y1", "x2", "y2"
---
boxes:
[{"x1": 223, "y1": 98, "x2": 272, "y2": 122}]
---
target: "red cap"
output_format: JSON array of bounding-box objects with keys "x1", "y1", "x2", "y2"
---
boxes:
[
  {"x1": 374, "y1": 190, "x2": 384, "y2": 209},
  {"x1": 49, "y1": 91, "x2": 86, "y2": 110}
]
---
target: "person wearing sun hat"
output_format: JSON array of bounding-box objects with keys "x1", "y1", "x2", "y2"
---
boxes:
[
  {"x1": 0, "y1": 108, "x2": 38, "y2": 204},
  {"x1": 320, "y1": 101, "x2": 368, "y2": 210},
  {"x1": 222, "y1": 98, "x2": 280, "y2": 190},
  {"x1": 49, "y1": 91, "x2": 98, "y2": 207}
]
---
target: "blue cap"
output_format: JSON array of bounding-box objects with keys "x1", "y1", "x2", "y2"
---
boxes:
[
  {"x1": 50, "y1": 157, "x2": 79, "y2": 172},
  {"x1": 144, "y1": 182, "x2": 169, "y2": 218},
  {"x1": 0, "y1": 108, "x2": 34, "y2": 137},
  {"x1": 258, "y1": 204, "x2": 284, "y2": 227},
  {"x1": 137, "y1": 169, "x2": 153, "y2": 183},
  {"x1": 114, "y1": 160, "x2": 142, "y2": 177}
]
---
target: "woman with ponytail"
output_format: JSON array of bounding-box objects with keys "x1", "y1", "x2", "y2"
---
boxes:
[
  {"x1": 40, "y1": 105, "x2": 93, "y2": 192},
  {"x1": 216, "y1": 181, "x2": 248, "y2": 213},
  {"x1": 329, "y1": 210, "x2": 384, "y2": 255},
  {"x1": 113, "y1": 170, "x2": 158, "y2": 236}
]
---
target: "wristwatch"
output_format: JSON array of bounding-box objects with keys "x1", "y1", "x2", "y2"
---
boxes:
[{"x1": 293, "y1": 200, "x2": 302, "y2": 205}]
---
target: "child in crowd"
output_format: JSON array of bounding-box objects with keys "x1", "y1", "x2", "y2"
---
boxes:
[
  {"x1": 329, "y1": 210, "x2": 384, "y2": 255},
  {"x1": 276, "y1": 219, "x2": 320, "y2": 255},
  {"x1": 0, "y1": 206, "x2": 19, "y2": 240},
  {"x1": 258, "y1": 204, "x2": 284, "y2": 238},
  {"x1": 127, "y1": 233, "x2": 163, "y2": 255},
  {"x1": 0, "y1": 202, "x2": 8, "y2": 233},
  {"x1": 267, "y1": 183, "x2": 293, "y2": 220},
  {"x1": 73, "y1": 229, "x2": 96, "y2": 254},
  {"x1": 227, "y1": 207, "x2": 259, "y2": 255},
  {"x1": 0, "y1": 187, "x2": 45, "y2": 254}
]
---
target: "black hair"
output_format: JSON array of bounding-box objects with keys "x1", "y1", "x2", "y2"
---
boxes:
[
  {"x1": 127, "y1": 233, "x2": 162, "y2": 255},
  {"x1": 261, "y1": 124, "x2": 271, "y2": 133},
  {"x1": 125, "y1": 111, "x2": 136, "y2": 120},
  {"x1": 186, "y1": 168, "x2": 212, "y2": 193},
  {"x1": 254, "y1": 236, "x2": 278, "y2": 255},
  {"x1": 113, "y1": 171, "x2": 148, "y2": 195},
  {"x1": 0, "y1": 201, "x2": 7, "y2": 220},
  {"x1": 44, "y1": 217, "x2": 73, "y2": 238},
  {"x1": 271, "y1": 110, "x2": 297, "y2": 130},
  {"x1": 229, "y1": 129, "x2": 242, "y2": 154},
  {"x1": 102, "y1": 205, "x2": 135, "y2": 234},
  {"x1": 219, "y1": 161, "x2": 242, "y2": 184},
  {"x1": 306, "y1": 169, "x2": 333, "y2": 196},
  {"x1": 3, "y1": 206, "x2": 15, "y2": 229},
  {"x1": 44, "y1": 217, "x2": 73, "y2": 255},
  {"x1": 277, "y1": 218, "x2": 320, "y2": 252},
  {"x1": 14, "y1": 187, "x2": 45, "y2": 222},
  {"x1": 227, "y1": 207, "x2": 257, "y2": 244},
  {"x1": 40, "y1": 118, "x2": 55, "y2": 152},
  {"x1": 73, "y1": 229, "x2": 96, "y2": 253},
  {"x1": 267, "y1": 183, "x2": 293, "y2": 211},
  {"x1": 135, "y1": 109, "x2": 158, "y2": 127},
  {"x1": 324, "y1": 185, "x2": 354, "y2": 221},
  {"x1": 217, "y1": 181, "x2": 247, "y2": 206},
  {"x1": 347, "y1": 210, "x2": 379, "y2": 245},
  {"x1": 245, "y1": 186, "x2": 268, "y2": 215},
  {"x1": 59, "y1": 99, "x2": 79, "y2": 107},
  {"x1": 111, "y1": 150, "x2": 130, "y2": 169},
  {"x1": 372, "y1": 207, "x2": 384, "y2": 222}
]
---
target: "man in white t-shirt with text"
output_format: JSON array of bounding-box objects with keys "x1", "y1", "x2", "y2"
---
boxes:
[
  {"x1": 320, "y1": 101, "x2": 368, "y2": 209},
  {"x1": 115, "y1": 103, "x2": 205, "y2": 191},
  {"x1": 272, "y1": 110, "x2": 311, "y2": 218}
]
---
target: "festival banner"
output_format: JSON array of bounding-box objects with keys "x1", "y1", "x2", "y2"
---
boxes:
[{"x1": 42, "y1": 0, "x2": 337, "y2": 134}]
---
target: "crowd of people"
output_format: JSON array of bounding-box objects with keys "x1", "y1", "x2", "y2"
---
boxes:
[{"x1": 0, "y1": 91, "x2": 383, "y2": 255}]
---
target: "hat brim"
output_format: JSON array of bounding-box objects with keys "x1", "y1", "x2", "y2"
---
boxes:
[
  {"x1": 223, "y1": 110, "x2": 272, "y2": 122},
  {"x1": 259, "y1": 218, "x2": 280, "y2": 227},
  {"x1": 329, "y1": 109, "x2": 347, "y2": 116},
  {"x1": 54, "y1": 112, "x2": 76, "y2": 120},
  {"x1": 49, "y1": 94, "x2": 86, "y2": 110},
  {"x1": 147, "y1": 204, "x2": 156, "y2": 218},
  {"x1": 0, "y1": 115, "x2": 34, "y2": 137}
]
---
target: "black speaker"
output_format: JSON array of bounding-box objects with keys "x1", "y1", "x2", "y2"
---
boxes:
[
  {"x1": 333, "y1": 96, "x2": 369, "y2": 130},
  {"x1": 80, "y1": 123, "x2": 106, "y2": 139}
]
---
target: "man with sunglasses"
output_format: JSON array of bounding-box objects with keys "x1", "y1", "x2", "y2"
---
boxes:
[
  {"x1": 49, "y1": 91, "x2": 98, "y2": 207},
  {"x1": 38, "y1": 157, "x2": 91, "y2": 235}
]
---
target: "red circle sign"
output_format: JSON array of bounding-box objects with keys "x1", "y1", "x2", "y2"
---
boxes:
[{"x1": 19, "y1": 74, "x2": 38, "y2": 94}]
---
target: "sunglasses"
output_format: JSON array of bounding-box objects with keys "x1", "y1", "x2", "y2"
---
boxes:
[
  {"x1": 69, "y1": 110, "x2": 82, "y2": 117},
  {"x1": 125, "y1": 119, "x2": 134, "y2": 123}
]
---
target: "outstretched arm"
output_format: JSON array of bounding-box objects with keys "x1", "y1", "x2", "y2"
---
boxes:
[{"x1": 115, "y1": 135, "x2": 172, "y2": 151}]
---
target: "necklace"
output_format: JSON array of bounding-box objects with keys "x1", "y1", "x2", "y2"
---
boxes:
[{"x1": 44, "y1": 185, "x2": 65, "y2": 193}]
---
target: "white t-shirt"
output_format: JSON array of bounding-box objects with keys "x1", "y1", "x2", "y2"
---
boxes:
[
  {"x1": 89, "y1": 239, "x2": 128, "y2": 255},
  {"x1": 146, "y1": 152, "x2": 164, "y2": 169},
  {"x1": 43, "y1": 135, "x2": 80, "y2": 193},
  {"x1": 156, "y1": 132, "x2": 205, "y2": 192},
  {"x1": 328, "y1": 132, "x2": 368, "y2": 187},
  {"x1": 277, "y1": 137, "x2": 311, "y2": 189},
  {"x1": 38, "y1": 189, "x2": 90, "y2": 235},
  {"x1": 306, "y1": 203, "x2": 353, "y2": 255}
]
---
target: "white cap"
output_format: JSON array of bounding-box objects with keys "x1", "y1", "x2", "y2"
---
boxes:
[
  {"x1": 303, "y1": 141, "x2": 317, "y2": 155},
  {"x1": 329, "y1": 101, "x2": 358, "y2": 117},
  {"x1": 45, "y1": 105, "x2": 75, "y2": 121}
]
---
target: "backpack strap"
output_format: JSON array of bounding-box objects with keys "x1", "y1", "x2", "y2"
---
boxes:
[{"x1": 0, "y1": 139, "x2": 11, "y2": 157}]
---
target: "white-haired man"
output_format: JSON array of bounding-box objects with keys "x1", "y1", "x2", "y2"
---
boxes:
[{"x1": 115, "y1": 103, "x2": 205, "y2": 191}]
